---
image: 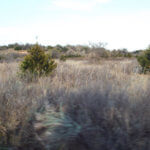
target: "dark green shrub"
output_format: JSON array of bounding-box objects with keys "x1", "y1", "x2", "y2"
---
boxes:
[
  {"x1": 137, "y1": 47, "x2": 150, "y2": 73},
  {"x1": 125, "y1": 53, "x2": 132, "y2": 58},
  {"x1": 20, "y1": 44, "x2": 57, "y2": 77},
  {"x1": 0, "y1": 55, "x2": 3, "y2": 60},
  {"x1": 56, "y1": 45, "x2": 68, "y2": 52},
  {"x1": 49, "y1": 49, "x2": 61, "y2": 58},
  {"x1": 14, "y1": 46, "x2": 22, "y2": 51},
  {"x1": 60, "y1": 55, "x2": 66, "y2": 61},
  {"x1": 65, "y1": 54, "x2": 82, "y2": 58},
  {"x1": 0, "y1": 55, "x2": 5, "y2": 62}
]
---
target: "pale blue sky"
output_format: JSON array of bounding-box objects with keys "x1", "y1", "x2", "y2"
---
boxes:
[{"x1": 0, "y1": 0, "x2": 150, "y2": 50}]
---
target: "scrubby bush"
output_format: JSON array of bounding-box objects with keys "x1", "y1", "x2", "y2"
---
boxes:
[
  {"x1": 0, "y1": 55, "x2": 5, "y2": 61},
  {"x1": 65, "y1": 54, "x2": 82, "y2": 58},
  {"x1": 125, "y1": 53, "x2": 132, "y2": 58},
  {"x1": 14, "y1": 45, "x2": 23, "y2": 51},
  {"x1": 137, "y1": 47, "x2": 150, "y2": 73},
  {"x1": 60, "y1": 55, "x2": 66, "y2": 61},
  {"x1": 20, "y1": 44, "x2": 57, "y2": 78},
  {"x1": 56, "y1": 45, "x2": 68, "y2": 52},
  {"x1": 9, "y1": 43, "x2": 34, "y2": 50},
  {"x1": 49, "y1": 49, "x2": 61, "y2": 58}
]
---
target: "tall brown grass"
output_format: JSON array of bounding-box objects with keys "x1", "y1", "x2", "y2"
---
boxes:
[{"x1": 0, "y1": 59, "x2": 149, "y2": 150}]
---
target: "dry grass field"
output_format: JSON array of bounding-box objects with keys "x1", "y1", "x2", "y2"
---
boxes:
[
  {"x1": 0, "y1": 49, "x2": 27, "y2": 63},
  {"x1": 0, "y1": 56, "x2": 150, "y2": 149}
]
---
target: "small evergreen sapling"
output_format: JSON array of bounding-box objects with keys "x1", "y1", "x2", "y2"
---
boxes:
[
  {"x1": 20, "y1": 44, "x2": 57, "y2": 77},
  {"x1": 137, "y1": 47, "x2": 150, "y2": 73}
]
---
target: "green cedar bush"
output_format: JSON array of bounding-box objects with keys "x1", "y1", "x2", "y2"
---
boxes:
[
  {"x1": 14, "y1": 46, "x2": 22, "y2": 51},
  {"x1": 137, "y1": 47, "x2": 150, "y2": 73},
  {"x1": 60, "y1": 55, "x2": 66, "y2": 61},
  {"x1": 20, "y1": 44, "x2": 57, "y2": 77}
]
